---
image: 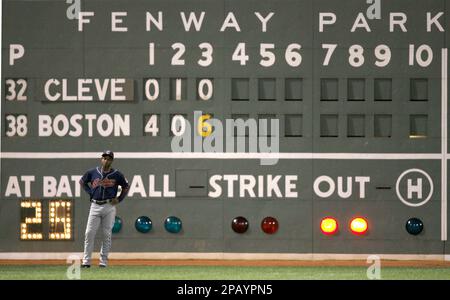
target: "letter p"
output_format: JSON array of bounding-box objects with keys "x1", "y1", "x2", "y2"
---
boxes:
[{"x1": 9, "y1": 44, "x2": 25, "y2": 65}]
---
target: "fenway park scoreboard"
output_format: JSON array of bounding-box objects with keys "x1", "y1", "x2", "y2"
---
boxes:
[{"x1": 1, "y1": 0, "x2": 449, "y2": 259}]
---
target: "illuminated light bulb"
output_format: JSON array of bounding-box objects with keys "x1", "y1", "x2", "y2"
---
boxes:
[
  {"x1": 67, "y1": 223, "x2": 71, "y2": 228},
  {"x1": 350, "y1": 217, "x2": 368, "y2": 235},
  {"x1": 50, "y1": 208, "x2": 55, "y2": 212},
  {"x1": 61, "y1": 202, "x2": 65, "y2": 207},
  {"x1": 50, "y1": 234, "x2": 55, "y2": 239},
  {"x1": 22, "y1": 234, "x2": 27, "y2": 239},
  {"x1": 32, "y1": 202, "x2": 36, "y2": 207},
  {"x1": 38, "y1": 234, "x2": 42, "y2": 239},
  {"x1": 50, "y1": 213, "x2": 55, "y2": 217},
  {"x1": 37, "y1": 218, "x2": 41, "y2": 223},
  {"x1": 50, "y1": 218, "x2": 55, "y2": 223},
  {"x1": 56, "y1": 233, "x2": 60, "y2": 239},
  {"x1": 21, "y1": 202, "x2": 25, "y2": 208},
  {"x1": 67, "y1": 218, "x2": 71, "y2": 223},
  {"x1": 56, "y1": 218, "x2": 60, "y2": 223},
  {"x1": 37, "y1": 202, "x2": 41, "y2": 207},
  {"x1": 25, "y1": 218, "x2": 31, "y2": 223},
  {"x1": 55, "y1": 202, "x2": 60, "y2": 207},
  {"x1": 320, "y1": 217, "x2": 338, "y2": 235},
  {"x1": 22, "y1": 229, "x2": 26, "y2": 234},
  {"x1": 50, "y1": 202, "x2": 55, "y2": 207},
  {"x1": 32, "y1": 234, "x2": 36, "y2": 239},
  {"x1": 27, "y1": 234, "x2": 32, "y2": 238},
  {"x1": 66, "y1": 234, "x2": 71, "y2": 239},
  {"x1": 66, "y1": 203, "x2": 71, "y2": 207},
  {"x1": 61, "y1": 218, "x2": 65, "y2": 223},
  {"x1": 21, "y1": 224, "x2": 26, "y2": 228},
  {"x1": 36, "y1": 213, "x2": 41, "y2": 218}
]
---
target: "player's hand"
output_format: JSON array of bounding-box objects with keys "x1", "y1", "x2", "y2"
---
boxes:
[{"x1": 111, "y1": 198, "x2": 119, "y2": 205}]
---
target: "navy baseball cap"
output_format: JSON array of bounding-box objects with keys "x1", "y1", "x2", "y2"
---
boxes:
[{"x1": 102, "y1": 150, "x2": 114, "y2": 159}]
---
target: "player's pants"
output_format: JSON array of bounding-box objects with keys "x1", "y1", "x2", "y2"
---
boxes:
[{"x1": 82, "y1": 202, "x2": 116, "y2": 266}]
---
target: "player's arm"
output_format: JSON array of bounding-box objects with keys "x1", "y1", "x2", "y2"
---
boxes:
[
  {"x1": 116, "y1": 174, "x2": 129, "y2": 203},
  {"x1": 79, "y1": 171, "x2": 93, "y2": 198}
]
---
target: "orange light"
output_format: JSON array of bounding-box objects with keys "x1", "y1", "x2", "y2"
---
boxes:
[
  {"x1": 320, "y1": 217, "x2": 338, "y2": 235},
  {"x1": 350, "y1": 217, "x2": 368, "y2": 234}
]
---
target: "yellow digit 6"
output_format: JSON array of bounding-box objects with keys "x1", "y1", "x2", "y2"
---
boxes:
[{"x1": 197, "y1": 114, "x2": 212, "y2": 137}]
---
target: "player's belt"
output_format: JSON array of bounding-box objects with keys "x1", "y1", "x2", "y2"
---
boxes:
[{"x1": 91, "y1": 199, "x2": 112, "y2": 205}]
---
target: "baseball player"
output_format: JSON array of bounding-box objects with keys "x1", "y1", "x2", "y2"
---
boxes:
[{"x1": 79, "y1": 150, "x2": 129, "y2": 268}]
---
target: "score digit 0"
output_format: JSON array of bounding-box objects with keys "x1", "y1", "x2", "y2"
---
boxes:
[{"x1": 20, "y1": 199, "x2": 73, "y2": 241}]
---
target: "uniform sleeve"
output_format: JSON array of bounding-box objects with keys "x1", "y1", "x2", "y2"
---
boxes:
[
  {"x1": 79, "y1": 170, "x2": 93, "y2": 198},
  {"x1": 117, "y1": 172, "x2": 129, "y2": 202}
]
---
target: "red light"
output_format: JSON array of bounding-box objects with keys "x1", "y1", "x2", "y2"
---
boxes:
[
  {"x1": 261, "y1": 216, "x2": 279, "y2": 234},
  {"x1": 320, "y1": 217, "x2": 338, "y2": 235},
  {"x1": 350, "y1": 217, "x2": 368, "y2": 235}
]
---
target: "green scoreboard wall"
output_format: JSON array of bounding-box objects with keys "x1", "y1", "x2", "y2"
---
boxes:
[{"x1": 1, "y1": 0, "x2": 449, "y2": 259}]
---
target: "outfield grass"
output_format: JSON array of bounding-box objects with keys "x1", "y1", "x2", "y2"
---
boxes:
[{"x1": 0, "y1": 265, "x2": 449, "y2": 280}]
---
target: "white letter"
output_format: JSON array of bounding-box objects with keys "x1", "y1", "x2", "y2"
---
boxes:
[
  {"x1": 21, "y1": 176, "x2": 35, "y2": 197},
  {"x1": 39, "y1": 115, "x2": 53, "y2": 137},
  {"x1": 112, "y1": 12, "x2": 128, "y2": 32},
  {"x1": 163, "y1": 175, "x2": 176, "y2": 197},
  {"x1": 66, "y1": 0, "x2": 81, "y2": 20},
  {"x1": 285, "y1": 175, "x2": 298, "y2": 198},
  {"x1": 97, "y1": 114, "x2": 114, "y2": 137},
  {"x1": 66, "y1": 254, "x2": 81, "y2": 280},
  {"x1": 407, "y1": 178, "x2": 423, "y2": 199},
  {"x1": 146, "y1": 11, "x2": 163, "y2": 31},
  {"x1": 114, "y1": 114, "x2": 130, "y2": 136},
  {"x1": 220, "y1": 12, "x2": 241, "y2": 32},
  {"x1": 180, "y1": 12, "x2": 205, "y2": 31},
  {"x1": 267, "y1": 175, "x2": 282, "y2": 197},
  {"x1": 337, "y1": 176, "x2": 352, "y2": 198},
  {"x1": 57, "y1": 176, "x2": 73, "y2": 197},
  {"x1": 149, "y1": 175, "x2": 162, "y2": 197},
  {"x1": 9, "y1": 44, "x2": 25, "y2": 65},
  {"x1": 78, "y1": 79, "x2": 93, "y2": 101},
  {"x1": 427, "y1": 12, "x2": 444, "y2": 32},
  {"x1": 351, "y1": 13, "x2": 371, "y2": 32},
  {"x1": 223, "y1": 175, "x2": 238, "y2": 197},
  {"x1": 43, "y1": 176, "x2": 57, "y2": 197},
  {"x1": 367, "y1": 255, "x2": 381, "y2": 279},
  {"x1": 366, "y1": 0, "x2": 381, "y2": 20},
  {"x1": 111, "y1": 78, "x2": 126, "y2": 100},
  {"x1": 319, "y1": 13, "x2": 336, "y2": 32},
  {"x1": 129, "y1": 175, "x2": 146, "y2": 197},
  {"x1": 85, "y1": 114, "x2": 96, "y2": 137},
  {"x1": 5, "y1": 176, "x2": 22, "y2": 197},
  {"x1": 44, "y1": 79, "x2": 61, "y2": 101},
  {"x1": 78, "y1": 12, "x2": 94, "y2": 31},
  {"x1": 208, "y1": 175, "x2": 222, "y2": 198},
  {"x1": 53, "y1": 115, "x2": 69, "y2": 137},
  {"x1": 355, "y1": 176, "x2": 370, "y2": 198},
  {"x1": 390, "y1": 13, "x2": 407, "y2": 32},
  {"x1": 240, "y1": 175, "x2": 256, "y2": 198},
  {"x1": 69, "y1": 114, "x2": 83, "y2": 137},
  {"x1": 314, "y1": 176, "x2": 335, "y2": 198},
  {"x1": 254, "y1": 12, "x2": 274, "y2": 32},
  {"x1": 71, "y1": 176, "x2": 82, "y2": 197}
]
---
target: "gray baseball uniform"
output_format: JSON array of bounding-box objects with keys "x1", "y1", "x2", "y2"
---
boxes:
[{"x1": 80, "y1": 151, "x2": 129, "y2": 267}]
